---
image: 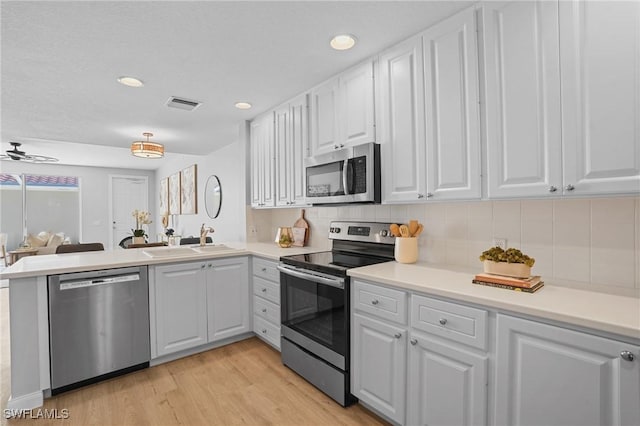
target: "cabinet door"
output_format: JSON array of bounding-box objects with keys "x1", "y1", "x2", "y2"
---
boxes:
[
  {"x1": 260, "y1": 113, "x2": 276, "y2": 207},
  {"x1": 407, "y1": 331, "x2": 488, "y2": 426},
  {"x1": 249, "y1": 119, "x2": 263, "y2": 207},
  {"x1": 483, "y1": 1, "x2": 563, "y2": 198},
  {"x1": 288, "y1": 94, "x2": 308, "y2": 206},
  {"x1": 351, "y1": 313, "x2": 406, "y2": 424},
  {"x1": 206, "y1": 257, "x2": 250, "y2": 342},
  {"x1": 310, "y1": 78, "x2": 339, "y2": 156},
  {"x1": 341, "y1": 61, "x2": 376, "y2": 147},
  {"x1": 378, "y1": 36, "x2": 427, "y2": 203},
  {"x1": 423, "y1": 6, "x2": 481, "y2": 200},
  {"x1": 274, "y1": 105, "x2": 290, "y2": 207},
  {"x1": 560, "y1": 0, "x2": 640, "y2": 195},
  {"x1": 496, "y1": 314, "x2": 640, "y2": 426},
  {"x1": 154, "y1": 262, "x2": 208, "y2": 356}
]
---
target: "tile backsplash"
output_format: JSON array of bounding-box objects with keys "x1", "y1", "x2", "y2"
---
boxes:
[{"x1": 248, "y1": 197, "x2": 640, "y2": 297}]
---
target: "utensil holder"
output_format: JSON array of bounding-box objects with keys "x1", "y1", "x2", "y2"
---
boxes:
[{"x1": 395, "y1": 237, "x2": 418, "y2": 264}]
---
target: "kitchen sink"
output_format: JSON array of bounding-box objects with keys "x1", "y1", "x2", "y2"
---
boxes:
[{"x1": 142, "y1": 247, "x2": 197, "y2": 258}]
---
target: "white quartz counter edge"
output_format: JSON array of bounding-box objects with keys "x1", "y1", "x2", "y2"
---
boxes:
[
  {"x1": 0, "y1": 242, "x2": 320, "y2": 279},
  {"x1": 348, "y1": 261, "x2": 640, "y2": 341}
]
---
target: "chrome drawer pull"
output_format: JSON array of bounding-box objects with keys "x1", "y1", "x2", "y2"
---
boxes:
[
  {"x1": 262, "y1": 329, "x2": 267, "y2": 334},
  {"x1": 439, "y1": 318, "x2": 447, "y2": 326},
  {"x1": 261, "y1": 308, "x2": 267, "y2": 313},
  {"x1": 394, "y1": 332, "x2": 402, "y2": 339},
  {"x1": 261, "y1": 288, "x2": 267, "y2": 293},
  {"x1": 621, "y1": 351, "x2": 635, "y2": 362},
  {"x1": 261, "y1": 267, "x2": 267, "y2": 272},
  {"x1": 371, "y1": 299, "x2": 379, "y2": 305},
  {"x1": 410, "y1": 338, "x2": 418, "y2": 346}
]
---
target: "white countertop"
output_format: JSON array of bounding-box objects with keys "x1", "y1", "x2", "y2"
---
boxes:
[
  {"x1": 348, "y1": 261, "x2": 640, "y2": 340},
  {"x1": 0, "y1": 242, "x2": 321, "y2": 279}
]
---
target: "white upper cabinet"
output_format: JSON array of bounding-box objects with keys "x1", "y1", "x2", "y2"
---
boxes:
[
  {"x1": 560, "y1": 0, "x2": 640, "y2": 195},
  {"x1": 423, "y1": 6, "x2": 481, "y2": 200},
  {"x1": 310, "y1": 61, "x2": 375, "y2": 156},
  {"x1": 379, "y1": 35, "x2": 427, "y2": 203},
  {"x1": 483, "y1": 0, "x2": 563, "y2": 198},
  {"x1": 380, "y1": 6, "x2": 481, "y2": 203},
  {"x1": 250, "y1": 112, "x2": 275, "y2": 208},
  {"x1": 275, "y1": 94, "x2": 308, "y2": 207}
]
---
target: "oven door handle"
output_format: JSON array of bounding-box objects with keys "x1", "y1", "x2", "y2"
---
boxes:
[{"x1": 277, "y1": 265, "x2": 345, "y2": 289}]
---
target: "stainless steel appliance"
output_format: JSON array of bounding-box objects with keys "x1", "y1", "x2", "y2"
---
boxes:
[
  {"x1": 304, "y1": 142, "x2": 381, "y2": 205},
  {"x1": 279, "y1": 221, "x2": 395, "y2": 406},
  {"x1": 48, "y1": 266, "x2": 150, "y2": 394}
]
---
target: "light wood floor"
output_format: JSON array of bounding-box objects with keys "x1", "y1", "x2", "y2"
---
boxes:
[{"x1": 0, "y1": 288, "x2": 387, "y2": 425}]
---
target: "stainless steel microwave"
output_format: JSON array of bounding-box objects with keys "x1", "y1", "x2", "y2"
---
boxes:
[{"x1": 304, "y1": 142, "x2": 381, "y2": 205}]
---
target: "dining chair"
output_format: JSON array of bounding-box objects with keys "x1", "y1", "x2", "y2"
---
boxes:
[{"x1": 55, "y1": 243, "x2": 104, "y2": 254}]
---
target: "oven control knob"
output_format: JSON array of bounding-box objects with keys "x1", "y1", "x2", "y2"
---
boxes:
[
  {"x1": 380, "y1": 230, "x2": 388, "y2": 237},
  {"x1": 329, "y1": 227, "x2": 335, "y2": 233},
  {"x1": 334, "y1": 227, "x2": 341, "y2": 233}
]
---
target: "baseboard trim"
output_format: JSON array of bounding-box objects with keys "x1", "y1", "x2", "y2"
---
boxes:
[{"x1": 6, "y1": 391, "x2": 44, "y2": 410}]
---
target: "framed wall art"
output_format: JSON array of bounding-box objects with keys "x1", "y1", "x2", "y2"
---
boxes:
[
  {"x1": 159, "y1": 177, "x2": 169, "y2": 215},
  {"x1": 180, "y1": 164, "x2": 197, "y2": 215},
  {"x1": 168, "y1": 172, "x2": 181, "y2": 214}
]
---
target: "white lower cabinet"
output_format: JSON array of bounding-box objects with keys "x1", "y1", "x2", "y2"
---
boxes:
[
  {"x1": 407, "y1": 331, "x2": 487, "y2": 426},
  {"x1": 495, "y1": 314, "x2": 640, "y2": 426},
  {"x1": 252, "y1": 257, "x2": 281, "y2": 350},
  {"x1": 206, "y1": 257, "x2": 250, "y2": 342},
  {"x1": 154, "y1": 262, "x2": 208, "y2": 357},
  {"x1": 152, "y1": 257, "x2": 250, "y2": 358},
  {"x1": 352, "y1": 313, "x2": 407, "y2": 424}
]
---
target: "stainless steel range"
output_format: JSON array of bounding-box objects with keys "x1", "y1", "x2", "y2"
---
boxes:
[{"x1": 278, "y1": 221, "x2": 395, "y2": 406}]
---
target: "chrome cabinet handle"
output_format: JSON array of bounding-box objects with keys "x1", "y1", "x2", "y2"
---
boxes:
[
  {"x1": 548, "y1": 186, "x2": 558, "y2": 193},
  {"x1": 371, "y1": 299, "x2": 379, "y2": 305},
  {"x1": 201, "y1": 264, "x2": 206, "y2": 269},
  {"x1": 417, "y1": 194, "x2": 425, "y2": 199},
  {"x1": 261, "y1": 288, "x2": 267, "y2": 293},
  {"x1": 334, "y1": 145, "x2": 340, "y2": 149},
  {"x1": 340, "y1": 144, "x2": 344, "y2": 148},
  {"x1": 439, "y1": 318, "x2": 447, "y2": 326},
  {"x1": 410, "y1": 338, "x2": 418, "y2": 346},
  {"x1": 262, "y1": 329, "x2": 267, "y2": 334},
  {"x1": 261, "y1": 308, "x2": 267, "y2": 313},
  {"x1": 426, "y1": 193, "x2": 433, "y2": 198},
  {"x1": 394, "y1": 332, "x2": 402, "y2": 339},
  {"x1": 261, "y1": 267, "x2": 267, "y2": 272},
  {"x1": 208, "y1": 264, "x2": 213, "y2": 268},
  {"x1": 565, "y1": 184, "x2": 575, "y2": 191},
  {"x1": 621, "y1": 351, "x2": 635, "y2": 362}
]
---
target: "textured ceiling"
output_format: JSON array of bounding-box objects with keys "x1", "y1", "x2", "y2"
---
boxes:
[{"x1": 1, "y1": 0, "x2": 472, "y2": 169}]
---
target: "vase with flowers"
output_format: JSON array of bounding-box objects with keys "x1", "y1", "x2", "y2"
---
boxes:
[{"x1": 132, "y1": 209, "x2": 152, "y2": 244}]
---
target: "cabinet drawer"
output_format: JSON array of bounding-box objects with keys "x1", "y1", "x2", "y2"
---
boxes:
[
  {"x1": 411, "y1": 295, "x2": 487, "y2": 350},
  {"x1": 254, "y1": 315, "x2": 281, "y2": 350},
  {"x1": 353, "y1": 280, "x2": 407, "y2": 324},
  {"x1": 254, "y1": 295, "x2": 280, "y2": 324},
  {"x1": 252, "y1": 257, "x2": 280, "y2": 283},
  {"x1": 253, "y1": 276, "x2": 280, "y2": 305}
]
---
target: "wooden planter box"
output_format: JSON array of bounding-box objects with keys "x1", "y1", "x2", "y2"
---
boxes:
[{"x1": 483, "y1": 260, "x2": 531, "y2": 278}]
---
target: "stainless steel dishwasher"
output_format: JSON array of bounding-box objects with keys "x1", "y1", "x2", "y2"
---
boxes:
[{"x1": 48, "y1": 266, "x2": 150, "y2": 394}]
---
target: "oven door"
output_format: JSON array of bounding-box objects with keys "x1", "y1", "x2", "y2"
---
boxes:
[{"x1": 278, "y1": 264, "x2": 347, "y2": 369}]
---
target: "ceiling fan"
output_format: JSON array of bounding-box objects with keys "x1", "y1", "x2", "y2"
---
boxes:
[{"x1": 1, "y1": 142, "x2": 59, "y2": 163}]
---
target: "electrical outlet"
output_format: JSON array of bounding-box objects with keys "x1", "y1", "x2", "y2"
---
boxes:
[
  {"x1": 493, "y1": 238, "x2": 507, "y2": 250},
  {"x1": 249, "y1": 225, "x2": 258, "y2": 235}
]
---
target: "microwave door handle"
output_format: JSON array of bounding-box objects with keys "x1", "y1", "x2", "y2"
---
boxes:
[{"x1": 342, "y1": 159, "x2": 351, "y2": 195}]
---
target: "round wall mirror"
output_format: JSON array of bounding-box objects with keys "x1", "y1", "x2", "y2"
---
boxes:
[{"x1": 204, "y1": 175, "x2": 222, "y2": 218}]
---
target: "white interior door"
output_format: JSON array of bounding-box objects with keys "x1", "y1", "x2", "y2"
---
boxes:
[{"x1": 110, "y1": 175, "x2": 148, "y2": 249}]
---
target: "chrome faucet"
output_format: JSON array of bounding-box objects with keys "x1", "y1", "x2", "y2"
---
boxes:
[{"x1": 200, "y1": 224, "x2": 215, "y2": 246}]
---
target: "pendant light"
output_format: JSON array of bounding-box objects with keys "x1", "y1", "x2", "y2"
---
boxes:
[{"x1": 131, "y1": 132, "x2": 164, "y2": 158}]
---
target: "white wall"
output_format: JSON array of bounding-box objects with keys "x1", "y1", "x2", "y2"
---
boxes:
[
  {"x1": 251, "y1": 197, "x2": 640, "y2": 298},
  {"x1": 154, "y1": 133, "x2": 247, "y2": 244},
  {"x1": 0, "y1": 161, "x2": 155, "y2": 249}
]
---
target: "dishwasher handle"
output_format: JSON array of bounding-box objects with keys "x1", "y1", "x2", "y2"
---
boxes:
[{"x1": 59, "y1": 274, "x2": 140, "y2": 290}]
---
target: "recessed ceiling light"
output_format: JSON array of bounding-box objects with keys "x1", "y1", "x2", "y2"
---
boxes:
[
  {"x1": 330, "y1": 34, "x2": 356, "y2": 51},
  {"x1": 235, "y1": 102, "x2": 252, "y2": 110},
  {"x1": 117, "y1": 76, "x2": 144, "y2": 87}
]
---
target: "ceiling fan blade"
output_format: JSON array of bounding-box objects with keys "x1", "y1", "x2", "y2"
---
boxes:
[{"x1": 23, "y1": 154, "x2": 59, "y2": 163}]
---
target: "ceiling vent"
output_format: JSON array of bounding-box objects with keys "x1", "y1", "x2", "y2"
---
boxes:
[{"x1": 166, "y1": 96, "x2": 202, "y2": 111}]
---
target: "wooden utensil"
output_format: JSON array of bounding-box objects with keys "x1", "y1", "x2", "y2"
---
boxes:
[
  {"x1": 293, "y1": 209, "x2": 309, "y2": 245},
  {"x1": 390, "y1": 223, "x2": 400, "y2": 237},
  {"x1": 413, "y1": 223, "x2": 424, "y2": 237},
  {"x1": 399, "y1": 225, "x2": 410, "y2": 238},
  {"x1": 408, "y1": 220, "x2": 419, "y2": 236}
]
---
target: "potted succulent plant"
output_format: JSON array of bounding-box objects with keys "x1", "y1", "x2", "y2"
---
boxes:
[{"x1": 479, "y1": 247, "x2": 535, "y2": 278}]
